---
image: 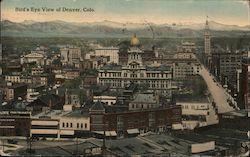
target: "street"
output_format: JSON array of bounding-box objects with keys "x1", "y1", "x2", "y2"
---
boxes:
[{"x1": 199, "y1": 65, "x2": 235, "y2": 113}]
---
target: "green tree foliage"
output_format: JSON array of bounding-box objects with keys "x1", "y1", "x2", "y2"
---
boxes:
[{"x1": 64, "y1": 77, "x2": 82, "y2": 89}]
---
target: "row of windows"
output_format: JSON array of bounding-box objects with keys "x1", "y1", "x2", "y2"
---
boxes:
[
  {"x1": 176, "y1": 69, "x2": 194, "y2": 72},
  {"x1": 100, "y1": 72, "x2": 170, "y2": 79},
  {"x1": 146, "y1": 73, "x2": 168, "y2": 78},
  {"x1": 99, "y1": 80, "x2": 122, "y2": 87},
  {"x1": 129, "y1": 54, "x2": 140, "y2": 60},
  {"x1": 100, "y1": 82, "x2": 122, "y2": 87},
  {"x1": 130, "y1": 64, "x2": 140, "y2": 69},
  {"x1": 62, "y1": 122, "x2": 87, "y2": 129},
  {"x1": 5, "y1": 77, "x2": 47, "y2": 84},
  {"x1": 181, "y1": 105, "x2": 208, "y2": 110},
  {"x1": 99, "y1": 79, "x2": 169, "y2": 86},
  {"x1": 130, "y1": 103, "x2": 155, "y2": 109},
  {"x1": 150, "y1": 84, "x2": 167, "y2": 88},
  {"x1": 100, "y1": 72, "x2": 122, "y2": 77}
]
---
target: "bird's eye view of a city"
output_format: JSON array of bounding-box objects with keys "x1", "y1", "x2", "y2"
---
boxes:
[{"x1": 0, "y1": 0, "x2": 249, "y2": 156}]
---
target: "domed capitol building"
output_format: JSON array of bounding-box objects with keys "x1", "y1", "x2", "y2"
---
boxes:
[{"x1": 97, "y1": 34, "x2": 173, "y2": 94}]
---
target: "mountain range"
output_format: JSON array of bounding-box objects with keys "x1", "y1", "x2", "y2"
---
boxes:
[{"x1": 1, "y1": 20, "x2": 249, "y2": 38}]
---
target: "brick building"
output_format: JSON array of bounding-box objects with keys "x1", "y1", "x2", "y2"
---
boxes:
[
  {"x1": 0, "y1": 111, "x2": 31, "y2": 136},
  {"x1": 4, "y1": 83, "x2": 27, "y2": 101},
  {"x1": 211, "y1": 51, "x2": 242, "y2": 96},
  {"x1": 89, "y1": 102, "x2": 181, "y2": 137},
  {"x1": 83, "y1": 75, "x2": 97, "y2": 88}
]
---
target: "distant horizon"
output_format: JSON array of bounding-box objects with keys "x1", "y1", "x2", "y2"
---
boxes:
[
  {"x1": 1, "y1": 19, "x2": 250, "y2": 27},
  {"x1": 1, "y1": 0, "x2": 249, "y2": 27}
]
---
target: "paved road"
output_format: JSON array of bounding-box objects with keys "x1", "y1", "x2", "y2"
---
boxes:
[{"x1": 199, "y1": 65, "x2": 235, "y2": 113}]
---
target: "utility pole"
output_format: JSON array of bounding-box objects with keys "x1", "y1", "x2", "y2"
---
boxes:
[
  {"x1": 248, "y1": 0, "x2": 250, "y2": 32},
  {"x1": 144, "y1": 19, "x2": 155, "y2": 40},
  {"x1": 26, "y1": 134, "x2": 33, "y2": 155},
  {"x1": 102, "y1": 117, "x2": 106, "y2": 156},
  {"x1": 74, "y1": 136, "x2": 79, "y2": 156},
  {"x1": 2, "y1": 139, "x2": 4, "y2": 153}
]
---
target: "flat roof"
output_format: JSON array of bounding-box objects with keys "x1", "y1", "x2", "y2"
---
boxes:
[
  {"x1": 100, "y1": 64, "x2": 122, "y2": 71},
  {"x1": 131, "y1": 93, "x2": 156, "y2": 104},
  {"x1": 33, "y1": 110, "x2": 70, "y2": 118},
  {"x1": 64, "y1": 109, "x2": 89, "y2": 117},
  {"x1": 33, "y1": 109, "x2": 90, "y2": 118},
  {"x1": 146, "y1": 65, "x2": 171, "y2": 71},
  {"x1": 222, "y1": 109, "x2": 248, "y2": 117}
]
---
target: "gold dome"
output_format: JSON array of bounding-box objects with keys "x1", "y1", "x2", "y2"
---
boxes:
[{"x1": 130, "y1": 34, "x2": 140, "y2": 46}]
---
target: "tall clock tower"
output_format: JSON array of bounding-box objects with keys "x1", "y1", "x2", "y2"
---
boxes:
[{"x1": 204, "y1": 19, "x2": 211, "y2": 56}]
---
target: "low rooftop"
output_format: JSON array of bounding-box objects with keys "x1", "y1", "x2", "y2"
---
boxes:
[
  {"x1": 222, "y1": 109, "x2": 248, "y2": 117},
  {"x1": 131, "y1": 93, "x2": 157, "y2": 104},
  {"x1": 33, "y1": 110, "x2": 70, "y2": 118},
  {"x1": 146, "y1": 65, "x2": 171, "y2": 71},
  {"x1": 100, "y1": 64, "x2": 122, "y2": 71}
]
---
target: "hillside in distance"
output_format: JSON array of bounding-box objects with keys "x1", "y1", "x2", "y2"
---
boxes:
[{"x1": 1, "y1": 20, "x2": 249, "y2": 38}]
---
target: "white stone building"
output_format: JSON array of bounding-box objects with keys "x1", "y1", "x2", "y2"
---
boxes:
[
  {"x1": 5, "y1": 74, "x2": 22, "y2": 83},
  {"x1": 20, "y1": 52, "x2": 45, "y2": 65},
  {"x1": 31, "y1": 110, "x2": 90, "y2": 138},
  {"x1": 31, "y1": 67, "x2": 44, "y2": 75},
  {"x1": 60, "y1": 46, "x2": 82, "y2": 66},
  {"x1": 173, "y1": 52, "x2": 196, "y2": 59},
  {"x1": 97, "y1": 35, "x2": 172, "y2": 94},
  {"x1": 95, "y1": 47, "x2": 119, "y2": 64},
  {"x1": 60, "y1": 111, "x2": 90, "y2": 136},
  {"x1": 93, "y1": 96, "x2": 117, "y2": 105},
  {"x1": 172, "y1": 47, "x2": 201, "y2": 79},
  {"x1": 180, "y1": 42, "x2": 196, "y2": 53},
  {"x1": 173, "y1": 62, "x2": 201, "y2": 79},
  {"x1": 174, "y1": 101, "x2": 218, "y2": 130}
]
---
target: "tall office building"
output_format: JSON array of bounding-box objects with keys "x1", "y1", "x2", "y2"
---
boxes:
[
  {"x1": 0, "y1": 44, "x2": 2, "y2": 75},
  {"x1": 241, "y1": 51, "x2": 250, "y2": 109},
  {"x1": 0, "y1": 44, "x2": 2, "y2": 61},
  {"x1": 60, "y1": 46, "x2": 82, "y2": 66}
]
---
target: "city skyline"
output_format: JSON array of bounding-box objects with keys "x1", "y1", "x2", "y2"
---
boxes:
[{"x1": 1, "y1": 0, "x2": 250, "y2": 26}]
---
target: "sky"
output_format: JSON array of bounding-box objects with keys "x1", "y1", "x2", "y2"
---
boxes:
[{"x1": 1, "y1": 0, "x2": 249, "y2": 26}]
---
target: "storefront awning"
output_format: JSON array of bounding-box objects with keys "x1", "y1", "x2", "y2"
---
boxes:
[
  {"x1": 107, "y1": 131, "x2": 117, "y2": 136},
  {"x1": 93, "y1": 131, "x2": 104, "y2": 135},
  {"x1": 93, "y1": 131, "x2": 117, "y2": 136},
  {"x1": 127, "y1": 129, "x2": 139, "y2": 134}
]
